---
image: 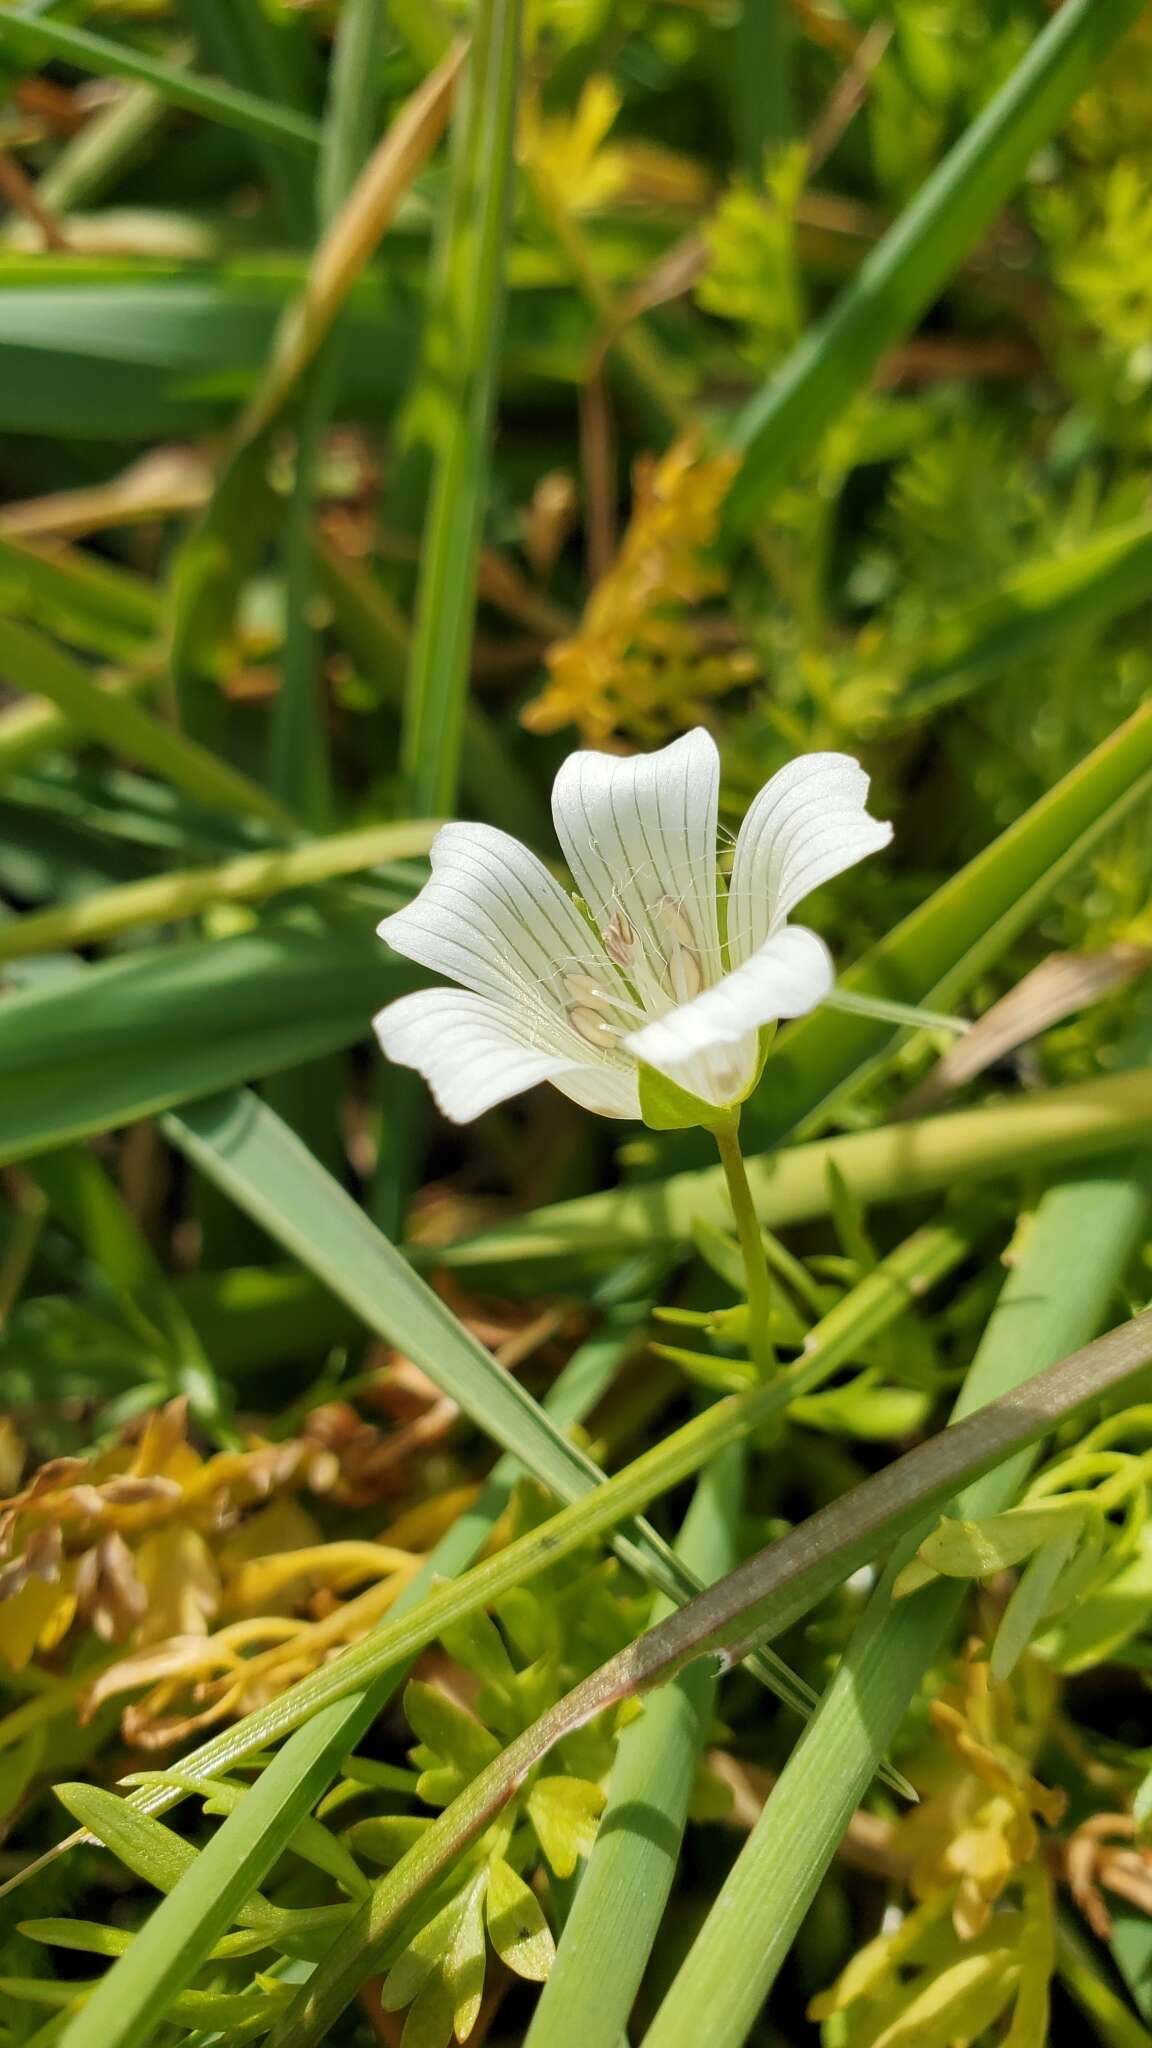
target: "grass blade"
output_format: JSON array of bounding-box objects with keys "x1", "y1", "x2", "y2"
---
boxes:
[
  {"x1": 722, "y1": 0, "x2": 1145, "y2": 532},
  {"x1": 0, "y1": 13, "x2": 322, "y2": 155},
  {"x1": 0, "y1": 932, "x2": 408, "y2": 1165},
  {"x1": 401, "y1": 0, "x2": 523, "y2": 813},
  {"x1": 0, "y1": 617, "x2": 292, "y2": 828},
  {"x1": 0, "y1": 819, "x2": 437, "y2": 962},
  {"x1": 524, "y1": 1447, "x2": 743, "y2": 2048}
]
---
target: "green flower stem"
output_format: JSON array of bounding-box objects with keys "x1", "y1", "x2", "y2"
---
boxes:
[
  {"x1": 266, "y1": 1306, "x2": 1152, "y2": 2048},
  {"x1": 712, "y1": 1114, "x2": 777, "y2": 1375}
]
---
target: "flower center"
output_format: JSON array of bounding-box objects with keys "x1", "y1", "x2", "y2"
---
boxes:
[{"x1": 563, "y1": 898, "x2": 705, "y2": 1051}]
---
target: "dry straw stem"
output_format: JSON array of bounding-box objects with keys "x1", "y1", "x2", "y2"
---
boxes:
[
  {"x1": 238, "y1": 43, "x2": 465, "y2": 445},
  {"x1": 897, "y1": 945, "x2": 1152, "y2": 1117}
]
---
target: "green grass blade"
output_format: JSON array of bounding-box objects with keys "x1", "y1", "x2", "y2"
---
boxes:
[
  {"x1": 0, "y1": 536, "x2": 159, "y2": 661},
  {"x1": 267, "y1": 2, "x2": 407, "y2": 821},
  {"x1": 0, "y1": 671, "x2": 151, "y2": 779},
  {"x1": 35, "y1": 75, "x2": 168, "y2": 218},
  {"x1": 0, "y1": 932, "x2": 407, "y2": 1165},
  {"x1": 174, "y1": 0, "x2": 317, "y2": 229},
  {"x1": 722, "y1": 0, "x2": 1145, "y2": 532},
  {"x1": 316, "y1": 536, "x2": 547, "y2": 845},
  {"x1": 401, "y1": 0, "x2": 522, "y2": 814},
  {"x1": 0, "y1": 13, "x2": 323, "y2": 155},
  {"x1": 725, "y1": 0, "x2": 792, "y2": 165},
  {"x1": 316, "y1": 0, "x2": 388, "y2": 228},
  {"x1": 639, "y1": 1147, "x2": 1152, "y2": 2048},
  {"x1": 524, "y1": 1446, "x2": 743, "y2": 2048},
  {"x1": 0, "y1": 617, "x2": 293, "y2": 827},
  {"x1": 166, "y1": 50, "x2": 456, "y2": 745}
]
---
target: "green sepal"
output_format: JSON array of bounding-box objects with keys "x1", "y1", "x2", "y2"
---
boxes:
[{"x1": 637, "y1": 1062, "x2": 719, "y2": 1132}]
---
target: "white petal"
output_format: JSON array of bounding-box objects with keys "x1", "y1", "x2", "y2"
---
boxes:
[
  {"x1": 727, "y1": 753, "x2": 892, "y2": 965},
  {"x1": 551, "y1": 728, "x2": 723, "y2": 1006},
  {"x1": 623, "y1": 925, "x2": 834, "y2": 1101},
  {"x1": 375, "y1": 989, "x2": 640, "y2": 1124},
  {"x1": 377, "y1": 821, "x2": 631, "y2": 1057}
]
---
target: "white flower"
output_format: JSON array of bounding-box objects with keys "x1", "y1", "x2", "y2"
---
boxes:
[{"x1": 374, "y1": 730, "x2": 891, "y2": 1124}]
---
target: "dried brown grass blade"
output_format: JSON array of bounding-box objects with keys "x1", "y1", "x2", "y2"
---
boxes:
[{"x1": 898, "y1": 945, "x2": 1152, "y2": 1118}]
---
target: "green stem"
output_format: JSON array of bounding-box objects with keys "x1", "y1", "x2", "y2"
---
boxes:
[{"x1": 712, "y1": 1114, "x2": 776, "y2": 1375}]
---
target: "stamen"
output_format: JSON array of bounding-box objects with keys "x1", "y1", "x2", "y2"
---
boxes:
[
  {"x1": 602, "y1": 909, "x2": 636, "y2": 969},
  {"x1": 568, "y1": 1005, "x2": 620, "y2": 1049},
  {"x1": 652, "y1": 896, "x2": 704, "y2": 1002},
  {"x1": 561, "y1": 970, "x2": 646, "y2": 1048}
]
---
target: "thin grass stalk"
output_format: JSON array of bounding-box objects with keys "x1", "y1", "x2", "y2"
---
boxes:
[
  {"x1": 268, "y1": 352, "x2": 338, "y2": 827},
  {"x1": 727, "y1": 0, "x2": 793, "y2": 166},
  {"x1": 639, "y1": 1155, "x2": 1152, "y2": 2048},
  {"x1": 0, "y1": 618, "x2": 292, "y2": 827},
  {"x1": 400, "y1": 0, "x2": 522, "y2": 814},
  {"x1": 33, "y1": 76, "x2": 168, "y2": 217}
]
